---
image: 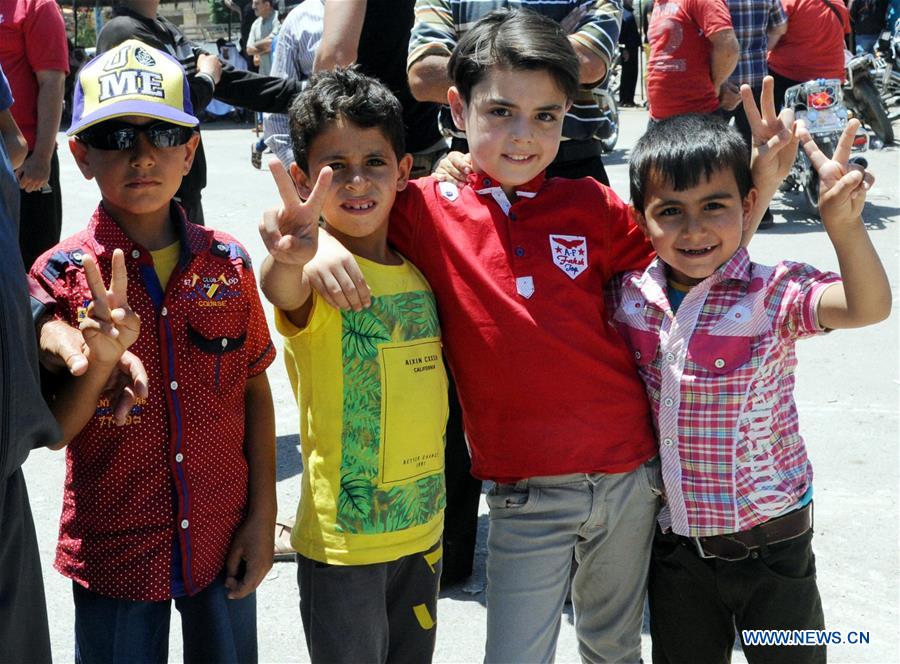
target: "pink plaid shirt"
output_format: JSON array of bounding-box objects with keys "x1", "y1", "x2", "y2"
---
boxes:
[{"x1": 611, "y1": 248, "x2": 840, "y2": 537}]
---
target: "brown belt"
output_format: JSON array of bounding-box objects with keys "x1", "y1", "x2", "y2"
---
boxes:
[{"x1": 683, "y1": 502, "x2": 813, "y2": 562}]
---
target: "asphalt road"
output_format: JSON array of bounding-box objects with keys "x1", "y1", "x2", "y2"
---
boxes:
[{"x1": 22, "y1": 107, "x2": 899, "y2": 663}]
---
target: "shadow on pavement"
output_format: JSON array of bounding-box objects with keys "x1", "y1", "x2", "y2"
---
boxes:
[{"x1": 276, "y1": 433, "x2": 303, "y2": 482}]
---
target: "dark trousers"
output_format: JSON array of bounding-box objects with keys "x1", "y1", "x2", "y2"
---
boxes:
[
  {"x1": 721, "y1": 83, "x2": 763, "y2": 152},
  {"x1": 72, "y1": 574, "x2": 257, "y2": 664},
  {"x1": 18, "y1": 149, "x2": 62, "y2": 269},
  {"x1": 297, "y1": 540, "x2": 442, "y2": 664},
  {"x1": 441, "y1": 372, "x2": 482, "y2": 585},
  {"x1": 769, "y1": 69, "x2": 803, "y2": 115},
  {"x1": 0, "y1": 470, "x2": 52, "y2": 664},
  {"x1": 619, "y1": 47, "x2": 640, "y2": 105},
  {"x1": 648, "y1": 527, "x2": 825, "y2": 664}
]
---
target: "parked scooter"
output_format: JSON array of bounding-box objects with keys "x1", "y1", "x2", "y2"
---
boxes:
[
  {"x1": 844, "y1": 50, "x2": 894, "y2": 144},
  {"x1": 782, "y1": 78, "x2": 868, "y2": 215},
  {"x1": 871, "y1": 18, "x2": 900, "y2": 117}
]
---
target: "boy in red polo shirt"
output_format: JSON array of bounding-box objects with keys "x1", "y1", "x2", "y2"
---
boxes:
[{"x1": 30, "y1": 41, "x2": 276, "y2": 663}]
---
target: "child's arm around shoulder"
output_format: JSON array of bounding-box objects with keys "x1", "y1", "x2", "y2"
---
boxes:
[
  {"x1": 800, "y1": 119, "x2": 891, "y2": 329},
  {"x1": 224, "y1": 370, "x2": 276, "y2": 599},
  {"x1": 258, "y1": 160, "x2": 332, "y2": 329},
  {"x1": 49, "y1": 249, "x2": 140, "y2": 448}
]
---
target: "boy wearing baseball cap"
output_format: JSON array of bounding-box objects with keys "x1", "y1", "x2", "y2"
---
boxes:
[{"x1": 30, "y1": 40, "x2": 277, "y2": 663}]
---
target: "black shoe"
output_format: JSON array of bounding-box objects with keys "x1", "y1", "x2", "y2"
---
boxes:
[
  {"x1": 758, "y1": 210, "x2": 775, "y2": 229},
  {"x1": 251, "y1": 143, "x2": 263, "y2": 170}
]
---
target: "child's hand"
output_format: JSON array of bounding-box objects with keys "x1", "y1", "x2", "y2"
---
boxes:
[
  {"x1": 80, "y1": 248, "x2": 139, "y2": 368},
  {"x1": 799, "y1": 118, "x2": 874, "y2": 227},
  {"x1": 259, "y1": 158, "x2": 332, "y2": 267},
  {"x1": 224, "y1": 512, "x2": 274, "y2": 600},
  {"x1": 433, "y1": 151, "x2": 472, "y2": 186},
  {"x1": 303, "y1": 230, "x2": 372, "y2": 311},
  {"x1": 103, "y1": 351, "x2": 150, "y2": 426},
  {"x1": 744, "y1": 76, "x2": 798, "y2": 192},
  {"x1": 38, "y1": 318, "x2": 148, "y2": 426}
]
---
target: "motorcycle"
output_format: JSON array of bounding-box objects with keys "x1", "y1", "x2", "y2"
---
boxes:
[
  {"x1": 871, "y1": 18, "x2": 900, "y2": 117},
  {"x1": 592, "y1": 52, "x2": 621, "y2": 153},
  {"x1": 782, "y1": 78, "x2": 868, "y2": 215},
  {"x1": 844, "y1": 50, "x2": 894, "y2": 144}
]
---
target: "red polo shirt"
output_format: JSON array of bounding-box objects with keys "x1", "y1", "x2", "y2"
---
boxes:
[
  {"x1": 30, "y1": 204, "x2": 275, "y2": 601},
  {"x1": 390, "y1": 173, "x2": 658, "y2": 483}
]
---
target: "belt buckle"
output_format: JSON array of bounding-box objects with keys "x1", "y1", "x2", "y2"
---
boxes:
[
  {"x1": 692, "y1": 537, "x2": 716, "y2": 559},
  {"x1": 693, "y1": 536, "x2": 752, "y2": 561}
]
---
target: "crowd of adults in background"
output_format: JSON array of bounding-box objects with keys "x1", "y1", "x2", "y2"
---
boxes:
[
  {"x1": 0, "y1": 0, "x2": 897, "y2": 661},
  {"x1": 2, "y1": 0, "x2": 899, "y2": 264}
]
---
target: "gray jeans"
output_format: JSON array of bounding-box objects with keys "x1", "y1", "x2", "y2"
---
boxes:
[{"x1": 484, "y1": 457, "x2": 662, "y2": 663}]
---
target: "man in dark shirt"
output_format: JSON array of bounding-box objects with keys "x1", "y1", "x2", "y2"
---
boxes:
[{"x1": 97, "y1": 0, "x2": 303, "y2": 225}]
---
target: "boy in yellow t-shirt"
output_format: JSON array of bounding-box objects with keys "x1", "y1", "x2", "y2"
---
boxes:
[{"x1": 258, "y1": 68, "x2": 447, "y2": 663}]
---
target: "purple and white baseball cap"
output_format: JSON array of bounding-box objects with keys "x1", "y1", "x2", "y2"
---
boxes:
[{"x1": 68, "y1": 39, "x2": 199, "y2": 135}]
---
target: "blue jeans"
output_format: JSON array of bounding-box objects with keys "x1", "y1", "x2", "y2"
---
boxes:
[
  {"x1": 72, "y1": 574, "x2": 257, "y2": 664},
  {"x1": 484, "y1": 457, "x2": 663, "y2": 664}
]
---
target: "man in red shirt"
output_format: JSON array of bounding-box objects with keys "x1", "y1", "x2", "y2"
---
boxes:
[
  {"x1": 0, "y1": 0, "x2": 68, "y2": 268},
  {"x1": 768, "y1": 0, "x2": 852, "y2": 112},
  {"x1": 646, "y1": 0, "x2": 740, "y2": 119}
]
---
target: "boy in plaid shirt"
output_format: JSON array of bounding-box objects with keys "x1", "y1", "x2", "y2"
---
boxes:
[{"x1": 610, "y1": 99, "x2": 890, "y2": 663}]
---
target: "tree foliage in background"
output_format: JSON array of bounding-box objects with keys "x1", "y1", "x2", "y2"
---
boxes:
[
  {"x1": 209, "y1": 0, "x2": 231, "y2": 23},
  {"x1": 76, "y1": 7, "x2": 96, "y2": 46}
]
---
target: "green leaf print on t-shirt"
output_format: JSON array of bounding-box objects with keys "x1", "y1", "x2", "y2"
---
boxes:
[{"x1": 336, "y1": 290, "x2": 445, "y2": 534}]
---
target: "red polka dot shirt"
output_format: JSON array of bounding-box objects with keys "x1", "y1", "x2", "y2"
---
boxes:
[{"x1": 30, "y1": 204, "x2": 276, "y2": 601}]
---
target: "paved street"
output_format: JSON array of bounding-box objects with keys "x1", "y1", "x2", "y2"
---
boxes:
[{"x1": 23, "y1": 107, "x2": 899, "y2": 663}]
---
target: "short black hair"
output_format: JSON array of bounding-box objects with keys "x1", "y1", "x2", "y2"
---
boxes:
[
  {"x1": 629, "y1": 114, "x2": 753, "y2": 212},
  {"x1": 447, "y1": 8, "x2": 579, "y2": 103},
  {"x1": 288, "y1": 67, "x2": 406, "y2": 172}
]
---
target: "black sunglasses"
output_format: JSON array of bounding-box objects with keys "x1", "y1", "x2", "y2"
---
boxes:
[{"x1": 77, "y1": 120, "x2": 195, "y2": 151}]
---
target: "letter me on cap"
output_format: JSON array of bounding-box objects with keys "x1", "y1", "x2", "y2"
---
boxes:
[{"x1": 68, "y1": 39, "x2": 199, "y2": 135}]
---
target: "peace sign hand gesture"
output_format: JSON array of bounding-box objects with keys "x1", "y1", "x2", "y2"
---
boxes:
[
  {"x1": 743, "y1": 76, "x2": 798, "y2": 194},
  {"x1": 798, "y1": 118, "x2": 874, "y2": 228},
  {"x1": 80, "y1": 248, "x2": 140, "y2": 368},
  {"x1": 258, "y1": 159, "x2": 333, "y2": 266}
]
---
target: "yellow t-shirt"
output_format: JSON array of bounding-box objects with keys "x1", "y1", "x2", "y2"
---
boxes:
[
  {"x1": 149, "y1": 241, "x2": 180, "y2": 289},
  {"x1": 277, "y1": 255, "x2": 448, "y2": 565}
]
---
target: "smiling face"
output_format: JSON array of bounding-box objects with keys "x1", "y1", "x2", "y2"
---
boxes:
[
  {"x1": 635, "y1": 167, "x2": 757, "y2": 286},
  {"x1": 70, "y1": 114, "x2": 198, "y2": 232},
  {"x1": 448, "y1": 67, "x2": 569, "y2": 198},
  {"x1": 291, "y1": 117, "x2": 412, "y2": 259}
]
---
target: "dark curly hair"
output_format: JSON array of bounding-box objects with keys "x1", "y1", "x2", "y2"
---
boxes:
[{"x1": 289, "y1": 67, "x2": 405, "y2": 172}]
